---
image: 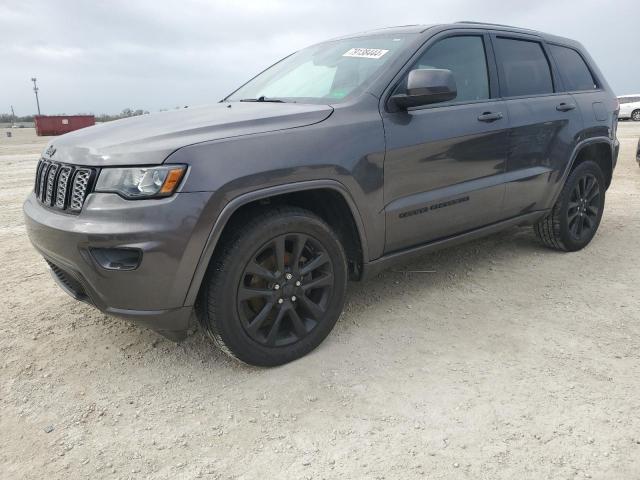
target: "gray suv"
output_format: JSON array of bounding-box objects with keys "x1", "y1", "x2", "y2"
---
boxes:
[{"x1": 24, "y1": 23, "x2": 619, "y2": 366}]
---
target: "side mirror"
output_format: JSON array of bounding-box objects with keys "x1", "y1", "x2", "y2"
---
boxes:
[{"x1": 390, "y1": 68, "x2": 457, "y2": 110}]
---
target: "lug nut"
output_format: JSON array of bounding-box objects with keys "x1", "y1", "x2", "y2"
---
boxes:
[
  {"x1": 274, "y1": 284, "x2": 280, "y2": 290},
  {"x1": 285, "y1": 273, "x2": 293, "y2": 280},
  {"x1": 295, "y1": 280, "x2": 301, "y2": 287},
  {"x1": 278, "y1": 298, "x2": 284, "y2": 304},
  {"x1": 291, "y1": 296, "x2": 297, "y2": 302}
]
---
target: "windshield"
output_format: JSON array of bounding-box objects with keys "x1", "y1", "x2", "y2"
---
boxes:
[{"x1": 225, "y1": 34, "x2": 414, "y2": 104}]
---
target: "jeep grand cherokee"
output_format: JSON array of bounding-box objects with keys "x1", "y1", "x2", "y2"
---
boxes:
[{"x1": 24, "y1": 22, "x2": 619, "y2": 366}]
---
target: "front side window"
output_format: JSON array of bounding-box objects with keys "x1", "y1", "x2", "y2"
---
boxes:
[
  {"x1": 225, "y1": 35, "x2": 413, "y2": 104},
  {"x1": 395, "y1": 35, "x2": 490, "y2": 104},
  {"x1": 549, "y1": 45, "x2": 597, "y2": 91},
  {"x1": 494, "y1": 37, "x2": 554, "y2": 97}
]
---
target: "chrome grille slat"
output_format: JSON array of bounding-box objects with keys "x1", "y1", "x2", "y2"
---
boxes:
[
  {"x1": 44, "y1": 163, "x2": 59, "y2": 205},
  {"x1": 55, "y1": 166, "x2": 73, "y2": 209},
  {"x1": 33, "y1": 159, "x2": 95, "y2": 213},
  {"x1": 34, "y1": 161, "x2": 45, "y2": 196},
  {"x1": 38, "y1": 161, "x2": 50, "y2": 202},
  {"x1": 70, "y1": 169, "x2": 91, "y2": 211}
]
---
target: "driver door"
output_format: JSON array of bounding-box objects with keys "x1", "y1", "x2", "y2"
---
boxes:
[{"x1": 382, "y1": 33, "x2": 509, "y2": 253}]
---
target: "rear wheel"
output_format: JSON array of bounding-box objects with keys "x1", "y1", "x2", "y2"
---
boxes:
[
  {"x1": 199, "y1": 207, "x2": 347, "y2": 366},
  {"x1": 534, "y1": 160, "x2": 605, "y2": 251},
  {"x1": 632, "y1": 109, "x2": 640, "y2": 121}
]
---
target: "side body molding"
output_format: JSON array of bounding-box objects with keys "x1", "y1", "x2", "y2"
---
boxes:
[{"x1": 182, "y1": 179, "x2": 369, "y2": 306}]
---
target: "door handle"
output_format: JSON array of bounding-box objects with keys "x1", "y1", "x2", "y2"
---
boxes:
[
  {"x1": 477, "y1": 112, "x2": 503, "y2": 122},
  {"x1": 556, "y1": 102, "x2": 576, "y2": 112}
]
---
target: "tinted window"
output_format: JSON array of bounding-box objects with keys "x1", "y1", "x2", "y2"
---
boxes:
[
  {"x1": 549, "y1": 45, "x2": 597, "y2": 91},
  {"x1": 494, "y1": 37, "x2": 553, "y2": 97},
  {"x1": 397, "y1": 36, "x2": 489, "y2": 104}
]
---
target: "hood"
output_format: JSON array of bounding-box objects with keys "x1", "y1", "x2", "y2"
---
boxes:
[{"x1": 44, "y1": 102, "x2": 334, "y2": 166}]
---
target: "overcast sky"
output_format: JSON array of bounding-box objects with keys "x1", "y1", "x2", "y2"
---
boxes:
[{"x1": 1, "y1": 0, "x2": 637, "y2": 115}]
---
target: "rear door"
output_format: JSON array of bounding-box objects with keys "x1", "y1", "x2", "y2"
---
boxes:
[
  {"x1": 492, "y1": 34, "x2": 583, "y2": 218},
  {"x1": 382, "y1": 31, "x2": 509, "y2": 253},
  {"x1": 547, "y1": 43, "x2": 616, "y2": 145}
]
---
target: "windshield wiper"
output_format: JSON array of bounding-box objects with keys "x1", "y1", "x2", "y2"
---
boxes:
[{"x1": 239, "y1": 96, "x2": 286, "y2": 103}]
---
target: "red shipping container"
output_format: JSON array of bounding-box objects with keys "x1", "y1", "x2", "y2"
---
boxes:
[{"x1": 34, "y1": 115, "x2": 95, "y2": 136}]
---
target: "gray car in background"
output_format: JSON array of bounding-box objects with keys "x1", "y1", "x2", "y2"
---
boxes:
[{"x1": 24, "y1": 22, "x2": 619, "y2": 366}]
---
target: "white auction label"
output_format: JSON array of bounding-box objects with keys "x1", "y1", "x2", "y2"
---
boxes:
[{"x1": 342, "y1": 48, "x2": 389, "y2": 59}]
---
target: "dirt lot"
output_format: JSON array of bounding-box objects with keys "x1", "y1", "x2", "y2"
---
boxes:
[{"x1": 1, "y1": 124, "x2": 639, "y2": 480}]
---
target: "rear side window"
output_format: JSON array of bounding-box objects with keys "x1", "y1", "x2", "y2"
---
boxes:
[
  {"x1": 549, "y1": 45, "x2": 597, "y2": 91},
  {"x1": 494, "y1": 37, "x2": 553, "y2": 97}
]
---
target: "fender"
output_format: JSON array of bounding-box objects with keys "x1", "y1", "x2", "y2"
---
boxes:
[
  {"x1": 182, "y1": 179, "x2": 369, "y2": 306},
  {"x1": 550, "y1": 135, "x2": 615, "y2": 206}
]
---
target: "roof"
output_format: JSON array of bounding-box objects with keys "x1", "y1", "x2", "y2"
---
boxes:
[
  {"x1": 329, "y1": 22, "x2": 580, "y2": 49},
  {"x1": 344, "y1": 22, "x2": 541, "y2": 36}
]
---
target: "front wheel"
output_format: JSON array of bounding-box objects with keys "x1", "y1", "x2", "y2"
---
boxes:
[
  {"x1": 632, "y1": 109, "x2": 640, "y2": 122},
  {"x1": 534, "y1": 160, "x2": 606, "y2": 252},
  {"x1": 199, "y1": 207, "x2": 347, "y2": 366}
]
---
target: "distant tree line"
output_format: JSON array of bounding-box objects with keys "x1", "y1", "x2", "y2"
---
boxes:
[
  {"x1": 1, "y1": 108, "x2": 150, "y2": 124},
  {"x1": 0, "y1": 113, "x2": 35, "y2": 123},
  {"x1": 96, "y1": 108, "x2": 150, "y2": 122}
]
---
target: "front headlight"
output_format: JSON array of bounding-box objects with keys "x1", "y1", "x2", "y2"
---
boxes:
[{"x1": 95, "y1": 165, "x2": 186, "y2": 199}]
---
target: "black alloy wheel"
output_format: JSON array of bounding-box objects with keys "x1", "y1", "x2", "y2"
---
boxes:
[
  {"x1": 533, "y1": 160, "x2": 606, "y2": 252},
  {"x1": 199, "y1": 207, "x2": 347, "y2": 366},
  {"x1": 237, "y1": 233, "x2": 334, "y2": 347},
  {"x1": 566, "y1": 173, "x2": 600, "y2": 242}
]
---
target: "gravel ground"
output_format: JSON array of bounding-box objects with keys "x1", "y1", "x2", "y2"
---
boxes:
[{"x1": 1, "y1": 124, "x2": 639, "y2": 480}]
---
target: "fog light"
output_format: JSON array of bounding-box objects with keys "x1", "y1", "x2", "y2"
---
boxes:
[{"x1": 90, "y1": 248, "x2": 142, "y2": 271}]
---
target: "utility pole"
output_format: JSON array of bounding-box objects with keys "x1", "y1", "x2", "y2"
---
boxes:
[
  {"x1": 10, "y1": 105, "x2": 16, "y2": 124},
  {"x1": 31, "y1": 77, "x2": 41, "y2": 115}
]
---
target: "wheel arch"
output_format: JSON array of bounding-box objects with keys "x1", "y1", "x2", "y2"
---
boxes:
[
  {"x1": 183, "y1": 180, "x2": 369, "y2": 306},
  {"x1": 564, "y1": 137, "x2": 615, "y2": 188}
]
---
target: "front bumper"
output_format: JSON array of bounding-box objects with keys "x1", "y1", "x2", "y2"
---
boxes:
[{"x1": 24, "y1": 190, "x2": 215, "y2": 340}]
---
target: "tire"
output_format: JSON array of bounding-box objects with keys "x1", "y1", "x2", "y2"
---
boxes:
[
  {"x1": 198, "y1": 206, "x2": 348, "y2": 366},
  {"x1": 632, "y1": 109, "x2": 640, "y2": 121},
  {"x1": 534, "y1": 160, "x2": 606, "y2": 252}
]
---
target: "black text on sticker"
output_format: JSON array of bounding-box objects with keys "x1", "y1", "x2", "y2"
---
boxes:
[{"x1": 342, "y1": 48, "x2": 389, "y2": 59}]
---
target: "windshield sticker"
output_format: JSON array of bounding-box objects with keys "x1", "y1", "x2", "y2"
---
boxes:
[{"x1": 342, "y1": 48, "x2": 389, "y2": 59}]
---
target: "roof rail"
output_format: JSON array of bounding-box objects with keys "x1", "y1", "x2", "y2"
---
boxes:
[{"x1": 455, "y1": 21, "x2": 529, "y2": 30}]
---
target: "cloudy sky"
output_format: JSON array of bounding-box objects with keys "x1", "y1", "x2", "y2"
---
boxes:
[{"x1": 1, "y1": 0, "x2": 637, "y2": 115}]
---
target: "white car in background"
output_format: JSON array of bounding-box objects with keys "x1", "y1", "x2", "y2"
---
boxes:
[{"x1": 618, "y1": 95, "x2": 640, "y2": 121}]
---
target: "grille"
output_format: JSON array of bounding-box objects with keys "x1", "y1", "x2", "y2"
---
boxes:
[
  {"x1": 34, "y1": 159, "x2": 96, "y2": 213},
  {"x1": 46, "y1": 260, "x2": 88, "y2": 301}
]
